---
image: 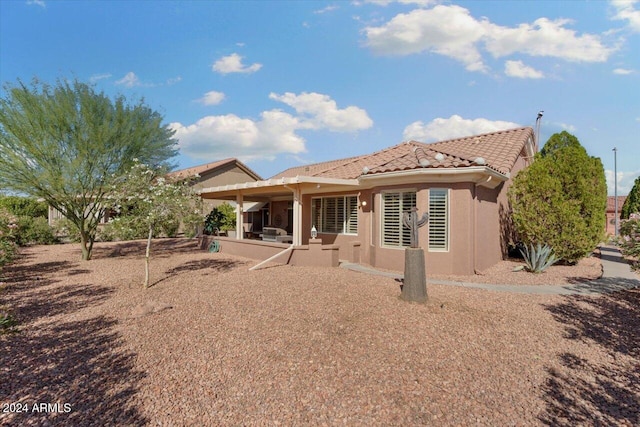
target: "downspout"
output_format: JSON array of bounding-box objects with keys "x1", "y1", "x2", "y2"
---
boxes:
[{"x1": 249, "y1": 244, "x2": 294, "y2": 271}]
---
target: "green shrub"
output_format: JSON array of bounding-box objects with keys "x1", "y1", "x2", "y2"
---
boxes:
[
  {"x1": 621, "y1": 177, "x2": 640, "y2": 220},
  {"x1": 0, "y1": 309, "x2": 18, "y2": 335},
  {"x1": 0, "y1": 208, "x2": 18, "y2": 269},
  {"x1": 204, "y1": 203, "x2": 236, "y2": 234},
  {"x1": 15, "y1": 216, "x2": 57, "y2": 246},
  {"x1": 160, "y1": 219, "x2": 179, "y2": 238},
  {"x1": 0, "y1": 195, "x2": 47, "y2": 218},
  {"x1": 617, "y1": 213, "x2": 640, "y2": 270},
  {"x1": 52, "y1": 218, "x2": 81, "y2": 242},
  {"x1": 106, "y1": 217, "x2": 149, "y2": 241},
  {"x1": 509, "y1": 132, "x2": 607, "y2": 264}
]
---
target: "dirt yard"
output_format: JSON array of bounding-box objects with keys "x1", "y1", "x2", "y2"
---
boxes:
[{"x1": 1, "y1": 238, "x2": 638, "y2": 426}]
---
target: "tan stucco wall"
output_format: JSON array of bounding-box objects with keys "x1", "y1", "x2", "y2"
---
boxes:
[
  {"x1": 192, "y1": 164, "x2": 259, "y2": 191},
  {"x1": 360, "y1": 183, "x2": 476, "y2": 275},
  {"x1": 199, "y1": 236, "x2": 339, "y2": 268}
]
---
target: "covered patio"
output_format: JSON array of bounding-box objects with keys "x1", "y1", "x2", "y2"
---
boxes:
[{"x1": 198, "y1": 175, "x2": 361, "y2": 268}]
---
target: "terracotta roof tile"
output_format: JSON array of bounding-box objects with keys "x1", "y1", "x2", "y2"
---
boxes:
[
  {"x1": 607, "y1": 196, "x2": 627, "y2": 212},
  {"x1": 169, "y1": 158, "x2": 262, "y2": 180},
  {"x1": 272, "y1": 127, "x2": 534, "y2": 180}
]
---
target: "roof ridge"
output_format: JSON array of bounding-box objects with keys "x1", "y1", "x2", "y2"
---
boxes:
[{"x1": 426, "y1": 126, "x2": 531, "y2": 147}]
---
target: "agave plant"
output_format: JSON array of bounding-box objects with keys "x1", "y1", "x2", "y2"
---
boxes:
[{"x1": 519, "y1": 243, "x2": 559, "y2": 273}]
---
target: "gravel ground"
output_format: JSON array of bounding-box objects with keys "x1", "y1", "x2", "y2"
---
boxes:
[{"x1": 1, "y1": 238, "x2": 638, "y2": 426}]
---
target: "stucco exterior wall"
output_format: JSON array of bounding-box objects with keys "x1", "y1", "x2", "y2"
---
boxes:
[
  {"x1": 360, "y1": 183, "x2": 476, "y2": 275},
  {"x1": 473, "y1": 184, "x2": 502, "y2": 272},
  {"x1": 192, "y1": 164, "x2": 258, "y2": 191}
]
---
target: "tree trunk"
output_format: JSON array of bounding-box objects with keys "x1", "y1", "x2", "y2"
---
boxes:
[
  {"x1": 79, "y1": 230, "x2": 92, "y2": 261},
  {"x1": 144, "y1": 225, "x2": 153, "y2": 288}
]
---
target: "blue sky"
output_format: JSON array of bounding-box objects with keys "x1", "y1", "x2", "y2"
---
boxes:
[{"x1": 1, "y1": 0, "x2": 638, "y2": 195}]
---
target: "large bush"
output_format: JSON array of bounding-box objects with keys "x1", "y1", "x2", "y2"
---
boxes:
[
  {"x1": 618, "y1": 213, "x2": 640, "y2": 270},
  {"x1": 204, "y1": 203, "x2": 236, "y2": 234},
  {"x1": 509, "y1": 131, "x2": 607, "y2": 264},
  {"x1": 621, "y1": 176, "x2": 640, "y2": 220},
  {"x1": 0, "y1": 195, "x2": 47, "y2": 218},
  {"x1": 0, "y1": 208, "x2": 18, "y2": 269},
  {"x1": 15, "y1": 216, "x2": 57, "y2": 246}
]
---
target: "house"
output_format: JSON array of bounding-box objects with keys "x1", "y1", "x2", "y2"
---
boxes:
[
  {"x1": 168, "y1": 158, "x2": 262, "y2": 215},
  {"x1": 198, "y1": 127, "x2": 536, "y2": 275},
  {"x1": 605, "y1": 195, "x2": 627, "y2": 236},
  {"x1": 48, "y1": 158, "x2": 262, "y2": 226}
]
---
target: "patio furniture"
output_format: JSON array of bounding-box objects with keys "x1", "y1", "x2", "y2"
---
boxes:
[{"x1": 260, "y1": 226, "x2": 291, "y2": 242}]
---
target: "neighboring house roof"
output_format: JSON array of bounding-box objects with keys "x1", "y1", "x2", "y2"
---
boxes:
[
  {"x1": 271, "y1": 127, "x2": 534, "y2": 180},
  {"x1": 607, "y1": 196, "x2": 627, "y2": 212},
  {"x1": 169, "y1": 158, "x2": 262, "y2": 181}
]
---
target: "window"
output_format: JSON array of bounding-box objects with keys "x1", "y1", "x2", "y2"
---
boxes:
[
  {"x1": 382, "y1": 191, "x2": 416, "y2": 247},
  {"x1": 312, "y1": 196, "x2": 358, "y2": 234},
  {"x1": 429, "y1": 189, "x2": 448, "y2": 251}
]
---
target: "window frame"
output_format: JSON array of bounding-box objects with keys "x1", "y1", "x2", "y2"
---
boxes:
[
  {"x1": 311, "y1": 195, "x2": 358, "y2": 235},
  {"x1": 380, "y1": 189, "x2": 417, "y2": 249},
  {"x1": 428, "y1": 188, "x2": 449, "y2": 252}
]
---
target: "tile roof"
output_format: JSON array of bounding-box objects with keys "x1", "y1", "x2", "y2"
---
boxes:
[
  {"x1": 169, "y1": 158, "x2": 262, "y2": 180},
  {"x1": 607, "y1": 196, "x2": 627, "y2": 212},
  {"x1": 272, "y1": 127, "x2": 534, "y2": 180}
]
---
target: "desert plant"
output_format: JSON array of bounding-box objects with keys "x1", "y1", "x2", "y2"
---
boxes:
[
  {"x1": 0, "y1": 309, "x2": 18, "y2": 335},
  {"x1": 14, "y1": 216, "x2": 57, "y2": 246},
  {"x1": 617, "y1": 213, "x2": 640, "y2": 270},
  {"x1": 0, "y1": 195, "x2": 47, "y2": 218},
  {"x1": 520, "y1": 243, "x2": 559, "y2": 273},
  {"x1": 0, "y1": 208, "x2": 18, "y2": 269}
]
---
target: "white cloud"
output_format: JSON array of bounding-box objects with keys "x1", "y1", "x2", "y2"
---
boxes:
[
  {"x1": 358, "y1": 0, "x2": 435, "y2": 6},
  {"x1": 611, "y1": 0, "x2": 640, "y2": 32},
  {"x1": 198, "y1": 91, "x2": 226, "y2": 106},
  {"x1": 26, "y1": 0, "x2": 45, "y2": 8},
  {"x1": 314, "y1": 5, "x2": 339, "y2": 14},
  {"x1": 269, "y1": 92, "x2": 373, "y2": 132},
  {"x1": 484, "y1": 17, "x2": 613, "y2": 62},
  {"x1": 364, "y1": 4, "x2": 615, "y2": 73},
  {"x1": 613, "y1": 67, "x2": 634, "y2": 74},
  {"x1": 166, "y1": 76, "x2": 182, "y2": 85},
  {"x1": 402, "y1": 115, "x2": 520, "y2": 142},
  {"x1": 170, "y1": 112, "x2": 305, "y2": 163},
  {"x1": 172, "y1": 92, "x2": 372, "y2": 162},
  {"x1": 504, "y1": 60, "x2": 544, "y2": 79},
  {"x1": 212, "y1": 53, "x2": 262, "y2": 74},
  {"x1": 558, "y1": 122, "x2": 577, "y2": 132},
  {"x1": 115, "y1": 72, "x2": 142, "y2": 87},
  {"x1": 364, "y1": 5, "x2": 488, "y2": 72},
  {"x1": 89, "y1": 73, "x2": 112, "y2": 83},
  {"x1": 605, "y1": 169, "x2": 640, "y2": 196}
]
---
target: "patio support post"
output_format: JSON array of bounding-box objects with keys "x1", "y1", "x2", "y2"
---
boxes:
[
  {"x1": 285, "y1": 184, "x2": 303, "y2": 246},
  {"x1": 293, "y1": 187, "x2": 302, "y2": 246},
  {"x1": 236, "y1": 192, "x2": 244, "y2": 240}
]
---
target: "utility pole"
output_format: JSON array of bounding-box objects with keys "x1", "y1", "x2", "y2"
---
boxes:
[
  {"x1": 535, "y1": 111, "x2": 544, "y2": 150},
  {"x1": 613, "y1": 147, "x2": 619, "y2": 237}
]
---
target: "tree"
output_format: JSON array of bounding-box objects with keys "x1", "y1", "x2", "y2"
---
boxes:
[
  {"x1": 0, "y1": 78, "x2": 177, "y2": 260},
  {"x1": 621, "y1": 176, "x2": 640, "y2": 219},
  {"x1": 109, "y1": 161, "x2": 203, "y2": 288},
  {"x1": 508, "y1": 132, "x2": 607, "y2": 264}
]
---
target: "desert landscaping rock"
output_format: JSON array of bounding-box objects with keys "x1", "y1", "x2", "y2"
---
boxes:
[{"x1": 1, "y1": 238, "x2": 638, "y2": 426}]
